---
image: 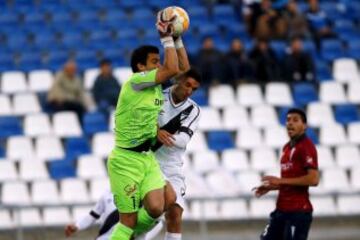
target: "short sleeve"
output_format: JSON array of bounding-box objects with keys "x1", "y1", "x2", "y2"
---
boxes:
[
  {"x1": 179, "y1": 104, "x2": 201, "y2": 138},
  {"x1": 303, "y1": 143, "x2": 318, "y2": 170},
  {"x1": 130, "y1": 69, "x2": 158, "y2": 90}
]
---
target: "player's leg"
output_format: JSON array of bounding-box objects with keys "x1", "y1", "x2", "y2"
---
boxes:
[
  {"x1": 260, "y1": 210, "x2": 286, "y2": 240},
  {"x1": 284, "y1": 212, "x2": 312, "y2": 240}
]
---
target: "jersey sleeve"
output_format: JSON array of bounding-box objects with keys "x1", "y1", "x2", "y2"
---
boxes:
[
  {"x1": 302, "y1": 143, "x2": 318, "y2": 170},
  {"x1": 179, "y1": 104, "x2": 201, "y2": 138},
  {"x1": 130, "y1": 69, "x2": 158, "y2": 90},
  {"x1": 90, "y1": 192, "x2": 107, "y2": 218}
]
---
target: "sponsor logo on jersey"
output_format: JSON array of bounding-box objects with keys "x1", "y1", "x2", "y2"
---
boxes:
[{"x1": 124, "y1": 184, "x2": 137, "y2": 196}]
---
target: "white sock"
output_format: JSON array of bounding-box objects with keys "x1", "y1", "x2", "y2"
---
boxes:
[{"x1": 164, "y1": 232, "x2": 182, "y2": 240}]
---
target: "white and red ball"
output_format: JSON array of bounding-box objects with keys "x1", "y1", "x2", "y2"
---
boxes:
[{"x1": 161, "y1": 6, "x2": 190, "y2": 37}]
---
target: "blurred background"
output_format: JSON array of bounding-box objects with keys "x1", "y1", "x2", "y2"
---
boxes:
[{"x1": 0, "y1": 0, "x2": 360, "y2": 239}]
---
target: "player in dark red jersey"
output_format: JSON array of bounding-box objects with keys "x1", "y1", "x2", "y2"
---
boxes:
[{"x1": 253, "y1": 108, "x2": 319, "y2": 240}]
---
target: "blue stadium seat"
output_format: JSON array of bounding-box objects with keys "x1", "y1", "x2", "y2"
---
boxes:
[
  {"x1": 293, "y1": 83, "x2": 319, "y2": 106},
  {"x1": 48, "y1": 159, "x2": 76, "y2": 180},
  {"x1": 6, "y1": 32, "x2": 30, "y2": 50},
  {"x1": 18, "y1": 51, "x2": 43, "y2": 72},
  {"x1": 196, "y1": 24, "x2": 219, "y2": 38},
  {"x1": 0, "y1": 11, "x2": 19, "y2": 26},
  {"x1": 212, "y1": 36, "x2": 229, "y2": 52},
  {"x1": 223, "y1": 22, "x2": 250, "y2": 41},
  {"x1": 213, "y1": 5, "x2": 238, "y2": 25},
  {"x1": 302, "y1": 40, "x2": 317, "y2": 58},
  {"x1": 83, "y1": 112, "x2": 108, "y2": 135},
  {"x1": 187, "y1": 6, "x2": 209, "y2": 22},
  {"x1": 50, "y1": 11, "x2": 73, "y2": 24},
  {"x1": 0, "y1": 52, "x2": 15, "y2": 71},
  {"x1": 270, "y1": 41, "x2": 287, "y2": 59},
  {"x1": 0, "y1": 116, "x2": 23, "y2": 138},
  {"x1": 60, "y1": 31, "x2": 84, "y2": 48},
  {"x1": 90, "y1": 0, "x2": 119, "y2": 9},
  {"x1": 191, "y1": 88, "x2": 208, "y2": 106},
  {"x1": 207, "y1": 131, "x2": 235, "y2": 151},
  {"x1": 315, "y1": 60, "x2": 332, "y2": 82},
  {"x1": 306, "y1": 127, "x2": 319, "y2": 145},
  {"x1": 0, "y1": 145, "x2": 4, "y2": 158},
  {"x1": 178, "y1": 0, "x2": 202, "y2": 7},
  {"x1": 131, "y1": 8, "x2": 154, "y2": 20},
  {"x1": 321, "y1": 39, "x2": 344, "y2": 62},
  {"x1": 33, "y1": 30, "x2": 56, "y2": 49},
  {"x1": 334, "y1": 104, "x2": 360, "y2": 125},
  {"x1": 103, "y1": 9, "x2": 127, "y2": 23},
  {"x1": 65, "y1": 137, "x2": 91, "y2": 160},
  {"x1": 23, "y1": 12, "x2": 45, "y2": 25},
  {"x1": 75, "y1": 10, "x2": 99, "y2": 22},
  {"x1": 88, "y1": 28, "x2": 112, "y2": 42},
  {"x1": 147, "y1": 0, "x2": 177, "y2": 10},
  {"x1": 333, "y1": 19, "x2": 355, "y2": 34},
  {"x1": 119, "y1": 0, "x2": 146, "y2": 9},
  {"x1": 320, "y1": 2, "x2": 344, "y2": 21},
  {"x1": 347, "y1": 41, "x2": 360, "y2": 60}
]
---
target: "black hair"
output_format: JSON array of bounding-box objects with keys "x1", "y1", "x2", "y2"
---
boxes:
[
  {"x1": 99, "y1": 58, "x2": 111, "y2": 66},
  {"x1": 181, "y1": 67, "x2": 202, "y2": 84},
  {"x1": 130, "y1": 45, "x2": 159, "y2": 73},
  {"x1": 287, "y1": 108, "x2": 307, "y2": 123}
]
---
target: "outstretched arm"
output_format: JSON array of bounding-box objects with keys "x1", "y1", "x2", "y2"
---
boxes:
[{"x1": 174, "y1": 36, "x2": 191, "y2": 75}]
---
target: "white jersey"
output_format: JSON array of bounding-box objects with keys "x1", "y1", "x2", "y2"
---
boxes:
[{"x1": 154, "y1": 87, "x2": 200, "y2": 207}]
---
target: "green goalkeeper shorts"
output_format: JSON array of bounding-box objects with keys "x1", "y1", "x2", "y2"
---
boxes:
[{"x1": 107, "y1": 148, "x2": 165, "y2": 213}]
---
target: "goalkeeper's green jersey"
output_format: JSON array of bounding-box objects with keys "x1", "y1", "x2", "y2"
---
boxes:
[{"x1": 114, "y1": 69, "x2": 163, "y2": 148}]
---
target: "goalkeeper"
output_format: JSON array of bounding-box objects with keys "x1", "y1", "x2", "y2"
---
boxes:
[{"x1": 107, "y1": 10, "x2": 189, "y2": 240}]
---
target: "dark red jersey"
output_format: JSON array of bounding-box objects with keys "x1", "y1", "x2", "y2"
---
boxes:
[{"x1": 276, "y1": 134, "x2": 318, "y2": 212}]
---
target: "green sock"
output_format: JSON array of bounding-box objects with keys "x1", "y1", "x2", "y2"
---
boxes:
[
  {"x1": 133, "y1": 207, "x2": 157, "y2": 236},
  {"x1": 110, "y1": 223, "x2": 134, "y2": 240}
]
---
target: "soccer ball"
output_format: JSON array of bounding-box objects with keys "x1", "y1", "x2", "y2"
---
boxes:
[{"x1": 162, "y1": 6, "x2": 190, "y2": 37}]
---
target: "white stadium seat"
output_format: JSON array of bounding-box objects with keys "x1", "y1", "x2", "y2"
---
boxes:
[
  {"x1": 319, "y1": 124, "x2": 347, "y2": 146},
  {"x1": 237, "y1": 84, "x2": 263, "y2": 106},
  {"x1": 192, "y1": 150, "x2": 220, "y2": 174},
  {"x1": 53, "y1": 111, "x2": 82, "y2": 137},
  {"x1": 347, "y1": 82, "x2": 360, "y2": 104},
  {"x1": 6, "y1": 136, "x2": 35, "y2": 160},
  {"x1": 209, "y1": 84, "x2": 236, "y2": 108},
  {"x1": 333, "y1": 58, "x2": 360, "y2": 83},
  {"x1": 251, "y1": 105, "x2": 278, "y2": 128},
  {"x1": 205, "y1": 169, "x2": 241, "y2": 197},
  {"x1": 264, "y1": 126, "x2": 288, "y2": 148},
  {"x1": 337, "y1": 195, "x2": 360, "y2": 215},
  {"x1": 221, "y1": 149, "x2": 250, "y2": 172},
  {"x1": 219, "y1": 199, "x2": 248, "y2": 219},
  {"x1": 311, "y1": 196, "x2": 337, "y2": 216},
  {"x1": 350, "y1": 167, "x2": 360, "y2": 191},
  {"x1": 236, "y1": 171, "x2": 261, "y2": 195},
  {"x1": 28, "y1": 70, "x2": 54, "y2": 92},
  {"x1": 223, "y1": 106, "x2": 251, "y2": 130},
  {"x1": 24, "y1": 113, "x2": 53, "y2": 137},
  {"x1": 265, "y1": 82, "x2": 293, "y2": 106},
  {"x1": 335, "y1": 145, "x2": 360, "y2": 168},
  {"x1": 60, "y1": 178, "x2": 89, "y2": 204},
  {"x1": 0, "y1": 160, "x2": 18, "y2": 181},
  {"x1": 1, "y1": 71, "x2": 27, "y2": 94},
  {"x1": 35, "y1": 136, "x2": 64, "y2": 160},
  {"x1": 319, "y1": 82, "x2": 347, "y2": 104},
  {"x1": 77, "y1": 155, "x2": 106, "y2": 179},
  {"x1": 92, "y1": 132, "x2": 114, "y2": 157},
  {"x1": 322, "y1": 168, "x2": 351, "y2": 193},
  {"x1": 190, "y1": 200, "x2": 219, "y2": 220},
  {"x1": 84, "y1": 68, "x2": 100, "y2": 90},
  {"x1": 316, "y1": 146, "x2": 336, "y2": 169},
  {"x1": 348, "y1": 122, "x2": 360, "y2": 144},
  {"x1": 32, "y1": 180, "x2": 61, "y2": 205},
  {"x1": 307, "y1": 102, "x2": 335, "y2": 127},
  {"x1": 89, "y1": 178, "x2": 110, "y2": 202},
  {"x1": 1, "y1": 181, "x2": 31, "y2": 206},
  {"x1": 19, "y1": 208, "x2": 42, "y2": 227},
  {"x1": 0, "y1": 95, "x2": 12, "y2": 115},
  {"x1": 113, "y1": 67, "x2": 132, "y2": 85},
  {"x1": 236, "y1": 127, "x2": 263, "y2": 150},
  {"x1": 250, "y1": 148, "x2": 278, "y2": 171},
  {"x1": 249, "y1": 198, "x2": 275, "y2": 218},
  {"x1": 0, "y1": 210, "x2": 14, "y2": 229},
  {"x1": 43, "y1": 207, "x2": 72, "y2": 226},
  {"x1": 184, "y1": 171, "x2": 212, "y2": 199},
  {"x1": 187, "y1": 131, "x2": 208, "y2": 153},
  {"x1": 19, "y1": 159, "x2": 49, "y2": 181},
  {"x1": 13, "y1": 93, "x2": 41, "y2": 115},
  {"x1": 198, "y1": 107, "x2": 222, "y2": 131}
]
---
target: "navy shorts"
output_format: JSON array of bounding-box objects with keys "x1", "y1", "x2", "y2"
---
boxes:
[{"x1": 260, "y1": 210, "x2": 313, "y2": 240}]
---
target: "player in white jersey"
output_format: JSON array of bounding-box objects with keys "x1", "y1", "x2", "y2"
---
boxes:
[
  {"x1": 64, "y1": 189, "x2": 163, "y2": 240},
  {"x1": 152, "y1": 68, "x2": 201, "y2": 240}
]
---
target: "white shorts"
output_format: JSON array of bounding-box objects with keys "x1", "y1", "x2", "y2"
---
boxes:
[{"x1": 160, "y1": 164, "x2": 186, "y2": 209}]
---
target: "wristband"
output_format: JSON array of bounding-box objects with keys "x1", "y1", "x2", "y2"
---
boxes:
[
  {"x1": 174, "y1": 37, "x2": 184, "y2": 49},
  {"x1": 160, "y1": 36, "x2": 175, "y2": 48}
]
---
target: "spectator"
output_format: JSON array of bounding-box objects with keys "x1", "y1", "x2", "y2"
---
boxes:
[
  {"x1": 224, "y1": 38, "x2": 253, "y2": 86},
  {"x1": 248, "y1": 38, "x2": 281, "y2": 82},
  {"x1": 47, "y1": 60, "x2": 87, "y2": 120},
  {"x1": 196, "y1": 36, "x2": 224, "y2": 85},
  {"x1": 283, "y1": 37, "x2": 315, "y2": 82},
  {"x1": 92, "y1": 59, "x2": 121, "y2": 111},
  {"x1": 283, "y1": 0, "x2": 311, "y2": 39}
]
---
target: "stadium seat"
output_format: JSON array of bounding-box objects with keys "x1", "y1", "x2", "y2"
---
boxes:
[
  {"x1": 65, "y1": 137, "x2": 91, "y2": 160},
  {"x1": 53, "y1": 111, "x2": 82, "y2": 137},
  {"x1": 322, "y1": 168, "x2": 351, "y2": 193},
  {"x1": 83, "y1": 68, "x2": 99, "y2": 90},
  {"x1": 237, "y1": 84, "x2": 264, "y2": 106},
  {"x1": 190, "y1": 200, "x2": 219, "y2": 220},
  {"x1": 319, "y1": 124, "x2": 347, "y2": 146},
  {"x1": 311, "y1": 196, "x2": 337, "y2": 216},
  {"x1": 0, "y1": 95, "x2": 12, "y2": 116},
  {"x1": 337, "y1": 195, "x2": 360, "y2": 215},
  {"x1": 205, "y1": 169, "x2": 241, "y2": 197},
  {"x1": 307, "y1": 102, "x2": 335, "y2": 127},
  {"x1": 348, "y1": 122, "x2": 360, "y2": 144},
  {"x1": 13, "y1": 93, "x2": 41, "y2": 115},
  {"x1": 6, "y1": 136, "x2": 35, "y2": 160},
  {"x1": 319, "y1": 82, "x2": 347, "y2": 104},
  {"x1": 190, "y1": 87, "x2": 208, "y2": 106},
  {"x1": 89, "y1": 178, "x2": 110, "y2": 202},
  {"x1": 19, "y1": 159, "x2": 49, "y2": 181},
  {"x1": 19, "y1": 208, "x2": 43, "y2": 227},
  {"x1": 334, "y1": 104, "x2": 359, "y2": 124},
  {"x1": 321, "y1": 39, "x2": 344, "y2": 62},
  {"x1": 292, "y1": 83, "x2": 318, "y2": 106},
  {"x1": 221, "y1": 149, "x2": 250, "y2": 173},
  {"x1": 60, "y1": 178, "x2": 89, "y2": 204},
  {"x1": 207, "y1": 131, "x2": 234, "y2": 151},
  {"x1": 251, "y1": 105, "x2": 279, "y2": 128},
  {"x1": 192, "y1": 150, "x2": 220, "y2": 174},
  {"x1": 250, "y1": 148, "x2": 278, "y2": 171},
  {"x1": 43, "y1": 207, "x2": 72, "y2": 226},
  {"x1": 0, "y1": 210, "x2": 14, "y2": 229},
  {"x1": 113, "y1": 67, "x2": 132, "y2": 85},
  {"x1": 236, "y1": 127, "x2": 263, "y2": 150},
  {"x1": 48, "y1": 158, "x2": 76, "y2": 180},
  {"x1": 264, "y1": 126, "x2": 288, "y2": 149},
  {"x1": 209, "y1": 84, "x2": 236, "y2": 108},
  {"x1": 336, "y1": 145, "x2": 360, "y2": 168},
  {"x1": 236, "y1": 171, "x2": 261, "y2": 195},
  {"x1": 31, "y1": 180, "x2": 61, "y2": 205},
  {"x1": 315, "y1": 60, "x2": 332, "y2": 82},
  {"x1": 223, "y1": 106, "x2": 250, "y2": 130},
  {"x1": 35, "y1": 136, "x2": 65, "y2": 160},
  {"x1": 77, "y1": 154, "x2": 106, "y2": 179},
  {"x1": 333, "y1": 58, "x2": 360, "y2": 83},
  {"x1": 92, "y1": 132, "x2": 114, "y2": 157},
  {"x1": 83, "y1": 111, "x2": 108, "y2": 135},
  {"x1": 306, "y1": 127, "x2": 319, "y2": 145},
  {"x1": 347, "y1": 41, "x2": 360, "y2": 60},
  {"x1": 350, "y1": 167, "x2": 360, "y2": 191},
  {"x1": 0, "y1": 160, "x2": 18, "y2": 182},
  {"x1": 28, "y1": 70, "x2": 54, "y2": 92},
  {"x1": 0, "y1": 71, "x2": 28, "y2": 94},
  {"x1": 0, "y1": 116, "x2": 23, "y2": 138},
  {"x1": 316, "y1": 146, "x2": 336, "y2": 169},
  {"x1": 220, "y1": 199, "x2": 249, "y2": 219},
  {"x1": 24, "y1": 113, "x2": 52, "y2": 137},
  {"x1": 1, "y1": 181, "x2": 31, "y2": 206},
  {"x1": 249, "y1": 198, "x2": 275, "y2": 218},
  {"x1": 198, "y1": 107, "x2": 222, "y2": 131},
  {"x1": 184, "y1": 170, "x2": 211, "y2": 199},
  {"x1": 347, "y1": 82, "x2": 360, "y2": 104},
  {"x1": 265, "y1": 82, "x2": 293, "y2": 106},
  {"x1": 187, "y1": 131, "x2": 208, "y2": 153}
]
